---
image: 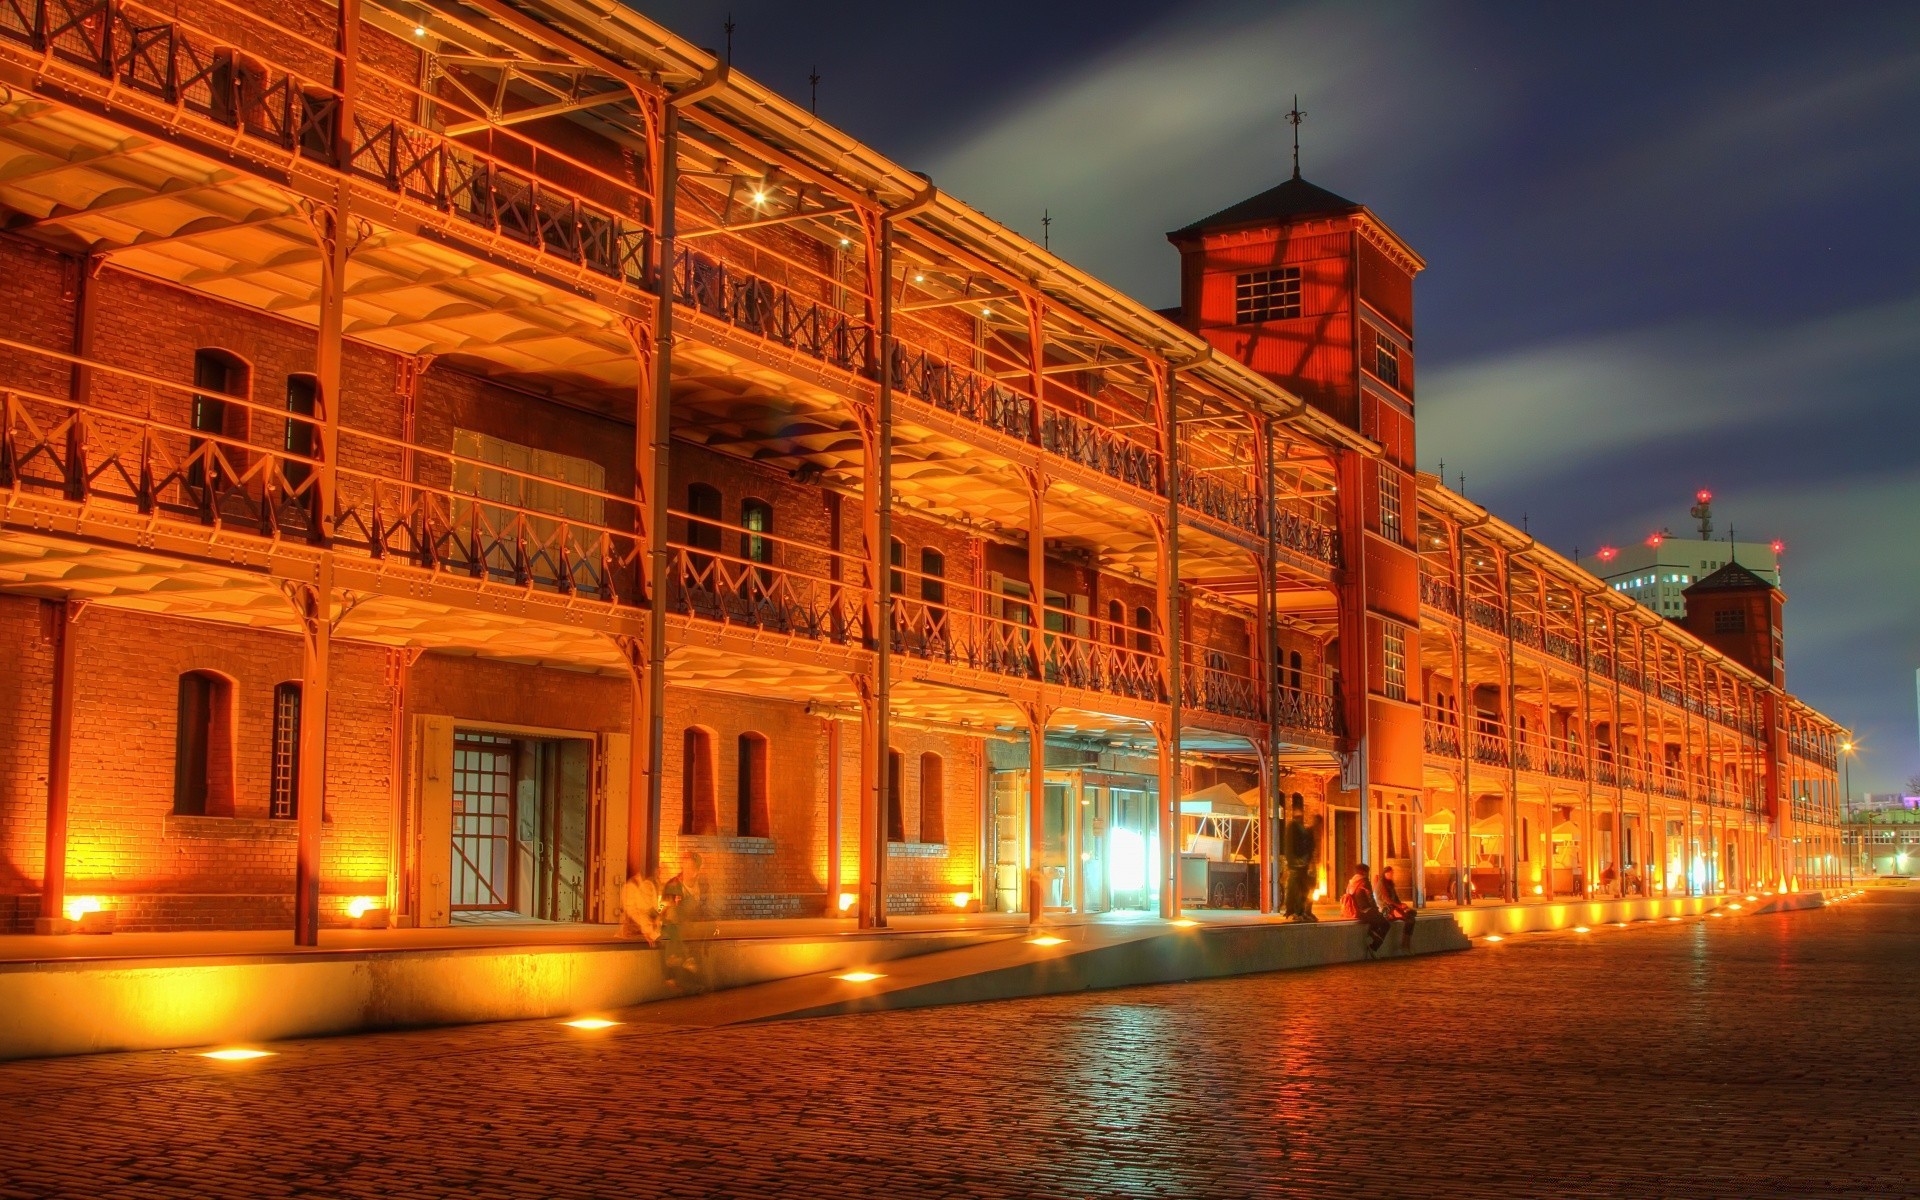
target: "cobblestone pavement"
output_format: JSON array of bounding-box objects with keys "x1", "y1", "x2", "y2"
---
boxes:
[{"x1": 1, "y1": 891, "x2": 1912, "y2": 1200}]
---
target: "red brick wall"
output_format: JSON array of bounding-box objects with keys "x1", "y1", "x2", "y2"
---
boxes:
[{"x1": 0, "y1": 603, "x2": 393, "y2": 932}]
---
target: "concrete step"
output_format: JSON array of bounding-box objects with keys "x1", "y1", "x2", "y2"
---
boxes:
[{"x1": 629, "y1": 914, "x2": 1471, "y2": 1028}]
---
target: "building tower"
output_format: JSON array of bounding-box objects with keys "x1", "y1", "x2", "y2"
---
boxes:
[
  {"x1": 1681, "y1": 560, "x2": 1788, "y2": 874},
  {"x1": 1167, "y1": 172, "x2": 1426, "y2": 858}
]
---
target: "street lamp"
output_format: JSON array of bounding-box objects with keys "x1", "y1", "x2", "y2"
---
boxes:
[{"x1": 1841, "y1": 740, "x2": 1855, "y2": 882}]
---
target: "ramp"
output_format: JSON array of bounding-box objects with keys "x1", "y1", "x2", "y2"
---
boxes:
[{"x1": 631, "y1": 914, "x2": 1471, "y2": 1027}]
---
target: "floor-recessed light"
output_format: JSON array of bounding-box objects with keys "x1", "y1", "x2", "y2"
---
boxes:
[
  {"x1": 1028, "y1": 936, "x2": 1065, "y2": 946},
  {"x1": 835, "y1": 971, "x2": 883, "y2": 982},
  {"x1": 562, "y1": 1018, "x2": 620, "y2": 1030},
  {"x1": 200, "y1": 1048, "x2": 274, "y2": 1061}
]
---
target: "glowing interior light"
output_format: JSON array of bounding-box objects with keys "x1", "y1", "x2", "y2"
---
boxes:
[
  {"x1": 1109, "y1": 828, "x2": 1148, "y2": 893},
  {"x1": 345, "y1": 897, "x2": 378, "y2": 919},
  {"x1": 1028, "y1": 935, "x2": 1066, "y2": 946},
  {"x1": 913, "y1": 273, "x2": 924, "y2": 282},
  {"x1": 839, "y1": 237, "x2": 850, "y2": 246},
  {"x1": 1532, "y1": 885, "x2": 1543, "y2": 896},
  {"x1": 200, "y1": 1048, "x2": 273, "y2": 1061},
  {"x1": 412, "y1": 25, "x2": 425, "y2": 37},
  {"x1": 836, "y1": 893, "x2": 856, "y2": 913},
  {"x1": 561, "y1": 1018, "x2": 620, "y2": 1030},
  {"x1": 949, "y1": 891, "x2": 971, "y2": 909},
  {"x1": 751, "y1": 191, "x2": 767, "y2": 204},
  {"x1": 834, "y1": 971, "x2": 883, "y2": 983},
  {"x1": 64, "y1": 895, "x2": 103, "y2": 922}
]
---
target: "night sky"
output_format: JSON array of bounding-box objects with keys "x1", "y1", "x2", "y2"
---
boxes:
[{"x1": 635, "y1": 1, "x2": 1920, "y2": 794}]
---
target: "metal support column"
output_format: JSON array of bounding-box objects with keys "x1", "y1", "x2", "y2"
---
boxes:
[
  {"x1": 292, "y1": 567, "x2": 331, "y2": 945},
  {"x1": 34, "y1": 599, "x2": 80, "y2": 933}
]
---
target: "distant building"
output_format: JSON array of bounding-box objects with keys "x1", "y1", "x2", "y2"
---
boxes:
[{"x1": 1580, "y1": 533, "x2": 1779, "y2": 621}]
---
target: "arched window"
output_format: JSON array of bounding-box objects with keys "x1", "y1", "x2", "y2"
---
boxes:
[
  {"x1": 680, "y1": 727, "x2": 718, "y2": 835},
  {"x1": 173, "y1": 670, "x2": 235, "y2": 816},
  {"x1": 920, "y1": 548, "x2": 946, "y2": 607},
  {"x1": 1107, "y1": 599, "x2": 1125, "y2": 647},
  {"x1": 686, "y1": 483, "x2": 722, "y2": 566},
  {"x1": 889, "y1": 537, "x2": 905, "y2": 595},
  {"x1": 1133, "y1": 605, "x2": 1154, "y2": 654},
  {"x1": 269, "y1": 681, "x2": 301, "y2": 819},
  {"x1": 886, "y1": 748, "x2": 905, "y2": 842},
  {"x1": 1288, "y1": 650, "x2": 1303, "y2": 694},
  {"x1": 919, "y1": 752, "x2": 945, "y2": 844},
  {"x1": 188, "y1": 349, "x2": 249, "y2": 497},
  {"x1": 283, "y1": 374, "x2": 317, "y2": 492},
  {"x1": 736, "y1": 732, "x2": 769, "y2": 838},
  {"x1": 740, "y1": 498, "x2": 773, "y2": 571}
]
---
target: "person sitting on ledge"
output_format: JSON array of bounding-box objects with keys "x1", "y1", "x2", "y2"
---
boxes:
[
  {"x1": 1341, "y1": 862, "x2": 1391, "y2": 958},
  {"x1": 1375, "y1": 864, "x2": 1417, "y2": 951}
]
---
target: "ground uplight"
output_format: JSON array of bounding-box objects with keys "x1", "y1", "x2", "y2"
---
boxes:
[
  {"x1": 1028, "y1": 935, "x2": 1066, "y2": 946},
  {"x1": 200, "y1": 1048, "x2": 274, "y2": 1062},
  {"x1": 1169, "y1": 919, "x2": 1199, "y2": 928},
  {"x1": 834, "y1": 971, "x2": 883, "y2": 983},
  {"x1": 1572, "y1": 926, "x2": 1591, "y2": 933},
  {"x1": 561, "y1": 1018, "x2": 620, "y2": 1030},
  {"x1": 1482, "y1": 934, "x2": 1504, "y2": 943}
]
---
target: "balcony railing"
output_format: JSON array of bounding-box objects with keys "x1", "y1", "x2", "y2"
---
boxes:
[
  {"x1": 1469, "y1": 728, "x2": 1510, "y2": 768},
  {"x1": 1545, "y1": 740, "x2": 1587, "y2": 781},
  {"x1": 1424, "y1": 718, "x2": 1461, "y2": 759},
  {"x1": 1543, "y1": 631, "x2": 1583, "y2": 667},
  {"x1": 1186, "y1": 646, "x2": 1264, "y2": 722},
  {"x1": 1274, "y1": 687, "x2": 1340, "y2": 739},
  {"x1": 1420, "y1": 574, "x2": 1460, "y2": 616},
  {"x1": 0, "y1": 0, "x2": 653, "y2": 286},
  {"x1": 1466, "y1": 598, "x2": 1505, "y2": 634}
]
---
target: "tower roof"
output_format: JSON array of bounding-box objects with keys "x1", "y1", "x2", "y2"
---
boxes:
[
  {"x1": 1168, "y1": 176, "x2": 1362, "y2": 239},
  {"x1": 1683, "y1": 559, "x2": 1776, "y2": 594}
]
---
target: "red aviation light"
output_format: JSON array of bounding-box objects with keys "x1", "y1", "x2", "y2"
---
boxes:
[
  {"x1": 1597, "y1": 546, "x2": 1618, "y2": 562},
  {"x1": 1646, "y1": 532, "x2": 1664, "y2": 548},
  {"x1": 1695, "y1": 489, "x2": 1713, "y2": 504},
  {"x1": 1771, "y1": 539, "x2": 1785, "y2": 555}
]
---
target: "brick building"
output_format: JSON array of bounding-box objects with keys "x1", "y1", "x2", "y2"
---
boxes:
[{"x1": 0, "y1": 0, "x2": 1845, "y2": 938}]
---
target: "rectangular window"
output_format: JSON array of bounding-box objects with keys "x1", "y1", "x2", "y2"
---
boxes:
[
  {"x1": 1234, "y1": 267, "x2": 1301, "y2": 324},
  {"x1": 1714, "y1": 609, "x2": 1745, "y2": 633},
  {"x1": 1383, "y1": 624, "x2": 1408, "y2": 702},
  {"x1": 1378, "y1": 468, "x2": 1404, "y2": 545},
  {"x1": 1373, "y1": 337, "x2": 1400, "y2": 389},
  {"x1": 269, "y1": 682, "x2": 301, "y2": 819}
]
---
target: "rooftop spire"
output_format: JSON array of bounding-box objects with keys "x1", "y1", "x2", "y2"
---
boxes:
[{"x1": 1285, "y1": 95, "x2": 1307, "y2": 180}]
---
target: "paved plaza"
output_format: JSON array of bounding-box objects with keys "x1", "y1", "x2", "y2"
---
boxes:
[{"x1": 0, "y1": 892, "x2": 1911, "y2": 1200}]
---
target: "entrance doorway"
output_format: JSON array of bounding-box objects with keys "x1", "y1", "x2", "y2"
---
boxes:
[
  {"x1": 1332, "y1": 808, "x2": 1358, "y2": 901},
  {"x1": 986, "y1": 769, "x2": 1160, "y2": 915},
  {"x1": 449, "y1": 731, "x2": 592, "y2": 922}
]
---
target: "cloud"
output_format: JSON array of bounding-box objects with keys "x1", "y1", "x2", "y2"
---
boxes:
[
  {"x1": 1548, "y1": 45, "x2": 1920, "y2": 229},
  {"x1": 1418, "y1": 291, "x2": 1920, "y2": 490},
  {"x1": 920, "y1": 0, "x2": 1501, "y2": 304}
]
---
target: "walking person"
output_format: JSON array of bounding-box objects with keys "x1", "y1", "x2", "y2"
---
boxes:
[
  {"x1": 1282, "y1": 795, "x2": 1320, "y2": 922},
  {"x1": 1375, "y1": 863, "x2": 1417, "y2": 951},
  {"x1": 1341, "y1": 862, "x2": 1392, "y2": 957}
]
